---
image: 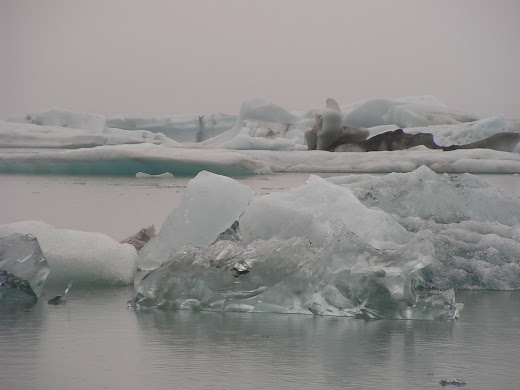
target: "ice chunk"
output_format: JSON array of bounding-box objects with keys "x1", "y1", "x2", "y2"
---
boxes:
[
  {"x1": 135, "y1": 172, "x2": 174, "y2": 178},
  {"x1": 0, "y1": 222, "x2": 137, "y2": 285},
  {"x1": 0, "y1": 233, "x2": 50, "y2": 300},
  {"x1": 12, "y1": 108, "x2": 106, "y2": 132},
  {"x1": 132, "y1": 220, "x2": 461, "y2": 320},
  {"x1": 344, "y1": 98, "x2": 477, "y2": 128},
  {"x1": 240, "y1": 175, "x2": 411, "y2": 249},
  {"x1": 341, "y1": 165, "x2": 520, "y2": 226},
  {"x1": 399, "y1": 221, "x2": 520, "y2": 291},
  {"x1": 138, "y1": 171, "x2": 253, "y2": 270},
  {"x1": 199, "y1": 97, "x2": 298, "y2": 147}
]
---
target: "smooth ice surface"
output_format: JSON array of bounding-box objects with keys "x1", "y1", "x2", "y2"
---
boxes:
[
  {"x1": 0, "y1": 233, "x2": 50, "y2": 298},
  {"x1": 0, "y1": 221, "x2": 138, "y2": 285},
  {"x1": 138, "y1": 171, "x2": 253, "y2": 270},
  {"x1": 240, "y1": 175, "x2": 410, "y2": 249}
]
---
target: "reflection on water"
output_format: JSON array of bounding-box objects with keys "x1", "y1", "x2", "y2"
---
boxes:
[{"x1": 1, "y1": 289, "x2": 519, "y2": 390}]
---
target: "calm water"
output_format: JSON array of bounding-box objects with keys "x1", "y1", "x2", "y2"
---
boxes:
[
  {"x1": 1, "y1": 173, "x2": 520, "y2": 389},
  {"x1": 1, "y1": 288, "x2": 519, "y2": 390}
]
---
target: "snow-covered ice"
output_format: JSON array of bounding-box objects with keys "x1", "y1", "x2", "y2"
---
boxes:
[{"x1": 0, "y1": 221, "x2": 138, "y2": 285}]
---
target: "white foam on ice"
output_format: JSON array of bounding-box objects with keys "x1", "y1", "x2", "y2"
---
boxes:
[
  {"x1": 0, "y1": 221, "x2": 138, "y2": 285},
  {"x1": 138, "y1": 171, "x2": 254, "y2": 270}
]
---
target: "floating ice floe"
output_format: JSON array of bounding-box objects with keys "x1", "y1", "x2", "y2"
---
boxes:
[
  {"x1": 0, "y1": 120, "x2": 180, "y2": 149},
  {"x1": 1, "y1": 143, "x2": 520, "y2": 176},
  {"x1": 130, "y1": 167, "x2": 520, "y2": 318},
  {"x1": 0, "y1": 221, "x2": 138, "y2": 285}
]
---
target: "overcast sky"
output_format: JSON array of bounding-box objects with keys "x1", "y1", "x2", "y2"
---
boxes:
[{"x1": 1, "y1": 0, "x2": 519, "y2": 120}]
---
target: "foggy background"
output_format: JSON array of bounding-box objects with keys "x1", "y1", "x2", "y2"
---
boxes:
[{"x1": 1, "y1": 0, "x2": 518, "y2": 120}]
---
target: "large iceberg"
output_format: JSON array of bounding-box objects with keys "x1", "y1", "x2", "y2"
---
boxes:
[
  {"x1": 0, "y1": 222, "x2": 138, "y2": 285},
  {"x1": 138, "y1": 171, "x2": 253, "y2": 270},
  {"x1": 0, "y1": 233, "x2": 50, "y2": 304},
  {"x1": 130, "y1": 167, "x2": 520, "y2": 318}
]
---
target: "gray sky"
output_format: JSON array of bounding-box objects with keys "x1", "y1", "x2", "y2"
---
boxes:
[{"x1": 1, "y1": 0, "x2": 519, "y2": 120}]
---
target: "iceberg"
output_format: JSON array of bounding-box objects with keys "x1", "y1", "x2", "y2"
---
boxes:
[
  {"x1": 0, "y1": 233, "x2": 50, "y2": 304},
  {"x1": 132, "y1": 220, "x2": 460, "y2": 320},
  {"x1": 138, "y1": 171, "x2": 254, "y2": 270},
  {"x1": 0, "y1": 120, "x2": 179, "y2": 149},
  {"x1": 130, "y1": 167, "x2": 520, "y2": 318},
  {"x1": 0, "y1": 221, "x2": 138, "y2": 285}
]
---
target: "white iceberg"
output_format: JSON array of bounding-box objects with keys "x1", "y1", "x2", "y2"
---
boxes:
[{"x1": 0, "y1": 221, "x2": 138, "y2": 285}]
